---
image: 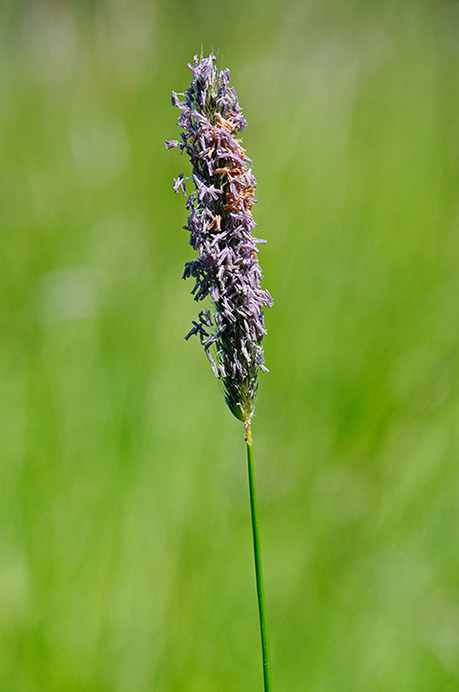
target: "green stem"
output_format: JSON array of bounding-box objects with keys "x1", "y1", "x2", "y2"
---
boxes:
[{"x1": 245, "y1": 421, "x2": 272, "y2": 691}]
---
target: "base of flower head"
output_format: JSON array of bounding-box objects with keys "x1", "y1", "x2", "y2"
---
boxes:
[
  {"x1": 222, "y1": 373, "x2": 258, "y2": 424},
  {"x1": 225, "y1": 395, "x2": 254, "y2": 424}
]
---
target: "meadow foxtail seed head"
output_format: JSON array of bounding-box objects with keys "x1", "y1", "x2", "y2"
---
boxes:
[{"x1": 167, "y1": 53, "x2": 272, "y2": 423}]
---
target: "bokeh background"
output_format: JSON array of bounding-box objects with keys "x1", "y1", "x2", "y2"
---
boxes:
[{"x1": 1, "y1": 0, "x2": 458, "y2": 689}]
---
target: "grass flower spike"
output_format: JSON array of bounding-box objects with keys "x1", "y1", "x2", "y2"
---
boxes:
[
  {"x1": 167, "y1": 52, "x2": 272, "y2": 425},
  {"x1": 168, "y1": 53, "x2": 273, "y2": 691}
]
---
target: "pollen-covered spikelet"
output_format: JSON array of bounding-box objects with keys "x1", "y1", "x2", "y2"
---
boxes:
[{"x1": 167, "y1": 53, "x2": 272, "y2": 423}]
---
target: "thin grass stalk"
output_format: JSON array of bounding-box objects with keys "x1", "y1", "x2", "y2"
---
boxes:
[{"x1": 245, "y1": 422, "x2": 272, "y2": 691}]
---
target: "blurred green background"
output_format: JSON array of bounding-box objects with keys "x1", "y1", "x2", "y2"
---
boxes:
[{"x1": 1, "y1": 0, "x2": 458, "y2": 689}]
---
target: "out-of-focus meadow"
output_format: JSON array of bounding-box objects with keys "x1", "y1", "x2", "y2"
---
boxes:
[{"x1": 1, "y1": 0, "x2": 458, "y2": 689}]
